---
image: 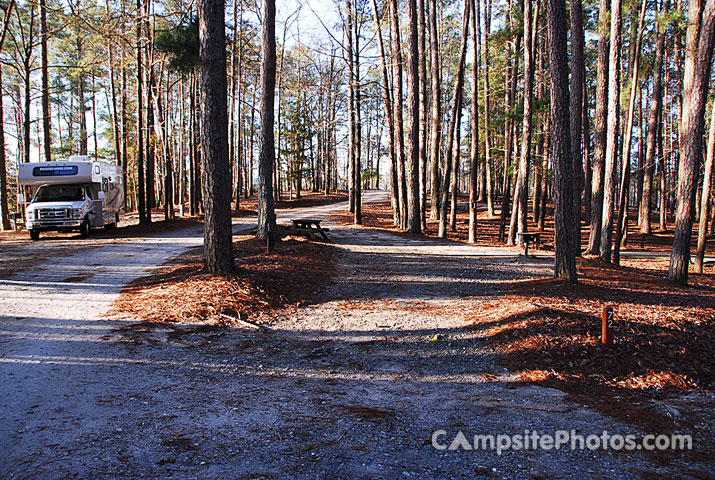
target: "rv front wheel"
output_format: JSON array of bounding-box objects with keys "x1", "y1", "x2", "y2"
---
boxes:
[
  {"x1": 29, "y1": 230, "x2": 40, "y2": 241},
  {"x1": 79, "y1": 218, "x2": 90, "y2": 238}
]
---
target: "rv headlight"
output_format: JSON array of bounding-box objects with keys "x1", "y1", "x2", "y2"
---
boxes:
[{"x1": 72, "y1": 208, "x2": 83, "y2": 219}]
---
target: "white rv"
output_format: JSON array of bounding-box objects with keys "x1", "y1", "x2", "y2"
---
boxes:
[{"x1": 18, "y1": 156, "x2": 124, "y2": 240}]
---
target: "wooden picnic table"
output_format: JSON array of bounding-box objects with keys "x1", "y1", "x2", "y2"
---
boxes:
[
  {"x1": 516, "y1": 232, "x2": 541, "y2": 256},
  {"x1": 290, "y1": 218, "x2": 330, "y2": 240}
]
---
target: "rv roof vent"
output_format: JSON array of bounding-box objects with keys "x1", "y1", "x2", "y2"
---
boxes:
[{"x1": 68, "y1": 155, "x2": 91, "y2": 162}]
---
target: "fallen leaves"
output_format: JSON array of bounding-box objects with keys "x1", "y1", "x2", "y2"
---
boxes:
[{"x1": 459, "y1": 259, "x2": 715, "y2": 434}]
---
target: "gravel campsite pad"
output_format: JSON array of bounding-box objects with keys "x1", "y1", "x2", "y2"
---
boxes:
[{"x1": 1, "y1": 194, "x2": 712, "y2": 479}]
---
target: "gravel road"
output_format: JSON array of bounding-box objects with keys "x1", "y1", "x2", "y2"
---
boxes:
[{"x1": 0, "y1": 191, "x2": 709, "y2": 479}]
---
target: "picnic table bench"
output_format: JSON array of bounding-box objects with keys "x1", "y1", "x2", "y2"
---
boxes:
[
  {"x1": 290, "y1": 218, "x2": 330, "y2": 240},
  {"x1": 516, "y1": 232, "x2": 541, "y2": 256}
]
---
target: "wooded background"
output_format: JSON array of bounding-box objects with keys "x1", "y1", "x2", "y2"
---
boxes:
[{"x1": 0, "y1": 0, "x2": 713, "y2": 285}]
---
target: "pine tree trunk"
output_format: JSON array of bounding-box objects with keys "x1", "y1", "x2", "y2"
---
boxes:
[
  {"x1": 502, "y1": 0, "x2": 518, "y2": 244},
  {"x1": 346, "y1": 0, "x2": 357, "y2": 215},
  {"x1": 695, "y1": 107, "x2": 715, "y2": 272},
  {"x1": 0, "y1": 3, "x2": 10, "y2": 230},
  {"x1": 136, "y1": 0, "x2": 146, "y2": 222},
  {"x1": 179, "y1": 79, "x2": 186, "y2": 214},
  {"x1": 406, "y1": 0, "x2": 421, "y2": 233},
  {"x1": 533, "y1": 34, "x2": 546, "y2": 223},
  {"x1": 668, "y1": 0, "x2": 715, "y2": 284},
  {"x1": 509, "y1": 0, "x2": 537, "y2": 246},
  {"x1": 371, "y1": 0, "x2": 398, "y2": 224},
  {"x1": 91, "y1": 75, "x2": 98, "y2": 156},
  {"x1": 614, "y1": 0, "x2": 647, "y2": 264},
  {"x1": 598, "y1": 0, "x2": 621, "y2": 262},
  {"x1": 198, "y1": 0, "x2": 233, "y2": 273},
  {"x1": 189, "y1": 74, "x2": 196, "y2": 216},
  {"x1": 151, "y1": 74, "x2": 173, "y2": 221},
  {"x1": 428, "y1": 0, "x2": 442, "y2": 220},
  {"x1": 547, "y1": 0, "x2": 578, "y2": 283},
  {"x1": 390, "y1": 0, "x2": 408, "y2": 228},
  {"x1": 482, "y1": 0, "x2": 495, "y2": 216},
  {"x1": 40, "y1": 0, "x2": 51, "y2": 162},
  {"x1": 448, "y1": 103, "x2": 463, "y2": 232},
  {"x1": 249, "y1": 83, "x2": 257, "y2": 197},
  {"x1": 229, "y1": 0, "x2": 241, "y2": 209},
  {"x1": 639, "y1": 0, "x2": 668, "y2": 235},
  {"x1": 146, "y1": 59, "x2": 156, "y2": 222},
  {"x1": 468, "y1": 0, "x2": 479, "y2": 243},
  {"x1": 257, "y1": 0, "x2": 277, "y2": 239},
  {"x1": 353, "y1": 4, "x2": 362, "y2": 224},
  {"x1": 569, "y1": 0, "x2": 585, "y2": 254},
  {"x1": 121, "y1": 49, "x2": 129, "y2": 212},
  {"x1": 438, "y1": 0, "x2": 470, "y2": 238},
  {"x1": 108, "y1": 36, "x2": 121, "y2": 169},
  {"x1": 635, "y1": 83, "x2": 645, "y2": 224},
  {"x1": 0, "y1": 63, "x2": 9, "y2": 230},
  {"x1": 658, "y1": 106, "x2": 667, "y2": 230},
  {"x1": 76, "y1": 36, "x2": 88, "y2": 156},
  {"x1": 586, "y1": 0, "x2": 610, "y2": 254},
  {"x1": 538, "y1": 111, "x2": 550, "y2": 231},
  {"x1": 583, "y1": 80, "x2": 592, "y2": 221},
  {"x1": 194, "y1": 75, "x2": 203, "y2": 212},
  {"x1": 418, "y1": 0, "x2": 428, "y2": 228}
]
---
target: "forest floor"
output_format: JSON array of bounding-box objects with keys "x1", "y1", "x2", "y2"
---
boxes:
[
  {"x1": 334, "y1": 198, "x2": 715, "y2": 422},
  {"x1": 0, "y1": 191, "x2": 712, "y2": 479}
]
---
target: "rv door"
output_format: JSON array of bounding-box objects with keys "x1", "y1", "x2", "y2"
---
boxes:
[{"x1": 86, "y1": 188, "x2": 103, "y2": 228}]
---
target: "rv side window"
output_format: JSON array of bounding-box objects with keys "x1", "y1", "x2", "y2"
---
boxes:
[{"x1": 85, "y1": 187, "x2": 93, "y2": 200}]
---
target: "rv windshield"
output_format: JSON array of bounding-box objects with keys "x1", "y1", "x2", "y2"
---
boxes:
[{"x1": 33, "y1": 184, "x2": 85, "y2": 202}]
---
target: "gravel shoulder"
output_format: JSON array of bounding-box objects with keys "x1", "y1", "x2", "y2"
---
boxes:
[{"x1": 0, "y1": 192, "x2": 710, "y2": 479}]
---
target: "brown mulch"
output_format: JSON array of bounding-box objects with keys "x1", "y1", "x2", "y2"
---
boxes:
[
  {"x1": 477, "y1": 260, "x2": 714, "y2": 393},
  {"x1": 109, "y1": 230, "x2": 335, "y2": 325}
]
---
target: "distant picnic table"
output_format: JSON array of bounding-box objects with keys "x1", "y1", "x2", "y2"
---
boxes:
[
  {"x1": 290, "y1": 218, "x2": 330, "y2": 240},
  {"x1": 11, "y1": 212, "x2": 24, "y2": 231},
  {"x1": 516, "y1": 232, "x2": 541, "y2": 256}
]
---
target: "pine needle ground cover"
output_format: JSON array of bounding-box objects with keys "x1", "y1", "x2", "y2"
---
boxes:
[{"x1": 110, "y1": 232, "x2": 335, "y2": 325}]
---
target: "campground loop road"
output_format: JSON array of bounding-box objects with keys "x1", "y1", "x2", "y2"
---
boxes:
[{"x1": 0, "y1": 191, "x2": 708, "y2": 479}]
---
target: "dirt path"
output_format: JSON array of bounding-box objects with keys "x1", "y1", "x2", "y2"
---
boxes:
[{"x1": 0, "y1": 194, "x2": 707, "y2": 479}]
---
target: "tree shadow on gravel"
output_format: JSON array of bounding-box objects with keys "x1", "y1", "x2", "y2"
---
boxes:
[{"x1": 105, "y1": 317, "x2": 715, "y2": 474}]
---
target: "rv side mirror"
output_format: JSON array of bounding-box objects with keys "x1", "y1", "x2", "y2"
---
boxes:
[
  {"x1": 17, "y1": 193, "x2": 25, "y2": 205},
  {"x1": 98, "y1": 191, "x2": 105, "y2": 201}
]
